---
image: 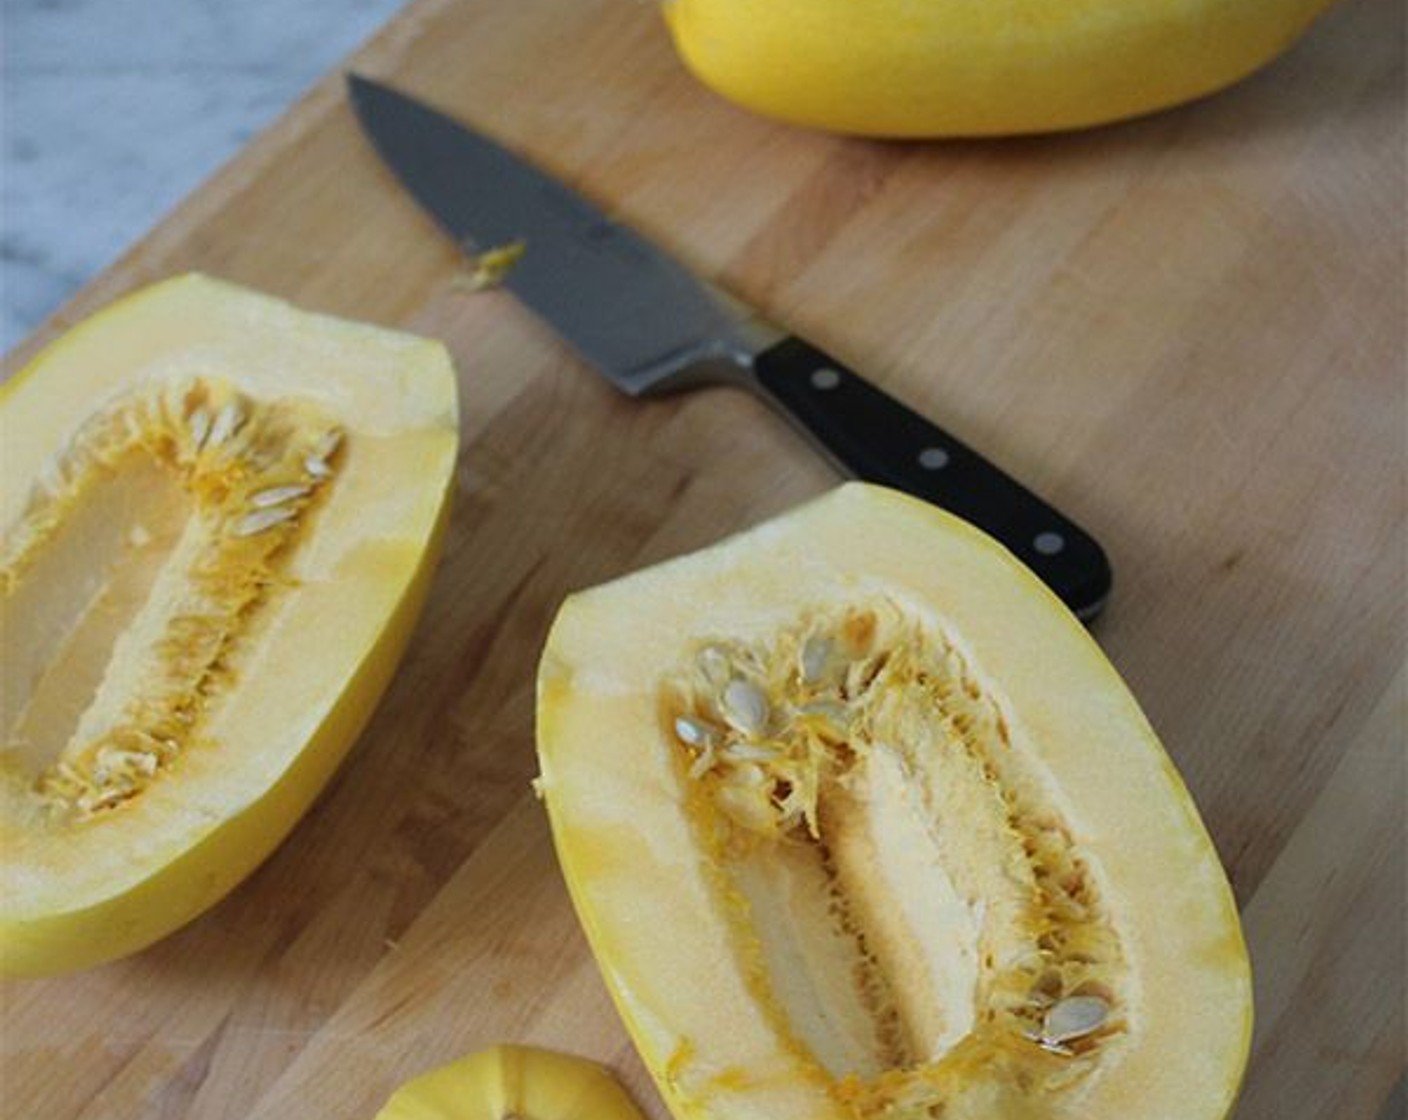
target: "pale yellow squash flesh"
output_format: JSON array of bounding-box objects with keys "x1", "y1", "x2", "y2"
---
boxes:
[
  {"x1": 536, "y1": 483, "x2": 1251, "y2": 1120},
  {"x1": 662, "y1": 0, "x2": 1336, "y2": 136},
  {"x1": 375, "y1": 1045, "x2": 645, "y2": 1120},
  {"x1": 0, "y1": 274, "x2": 459, "y2": 976}
]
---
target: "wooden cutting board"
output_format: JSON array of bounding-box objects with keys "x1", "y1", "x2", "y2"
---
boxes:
[{"x1": 2, "y1": 0, "x2": 1403, "y2": 1116}]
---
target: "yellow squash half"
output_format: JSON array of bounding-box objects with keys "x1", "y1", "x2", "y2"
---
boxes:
[
  {"x1": 375, "y1": 1045, "x2": 644, "y2": 1120},
  {"x1": 662, "y1": 0, "x2": 1336, "y2": 135},
  {"x1": 536, "y1": 483, "x2": 1251, "y2": 1119},
  {"x1": 1, "y1": 275, "x2": 459, "y2": 976}
]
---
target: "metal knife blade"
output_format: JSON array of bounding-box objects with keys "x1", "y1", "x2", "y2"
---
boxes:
[
  {"x1": 347, "y1": 74, "x2": 773, "y2": 394},
  {"x1": 347, "y1": 74, "x2": 1112, "y2": 620}
]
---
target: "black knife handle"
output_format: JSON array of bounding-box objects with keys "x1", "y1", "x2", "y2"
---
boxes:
[{"x1": 752, "y1": 336, "x2": 1112, "y2": 620}]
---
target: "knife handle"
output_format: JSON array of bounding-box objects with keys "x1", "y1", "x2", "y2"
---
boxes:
[{"x1": 751, "y1": 337, "x2": 1112, "y2": 620}]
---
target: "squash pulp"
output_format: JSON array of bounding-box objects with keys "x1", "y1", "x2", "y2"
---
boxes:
[
  {"x1": 1, "y1": 274, "x2": 459, "y2": 976},
  {"x1": 536, "y1": 482, "x2": 1251, "y2": 1119}
]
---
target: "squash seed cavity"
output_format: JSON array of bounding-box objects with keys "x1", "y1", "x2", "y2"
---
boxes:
[
  {"x1": 1, "y1": 379, "x2": 344, "y2": 823},
  {"x1": 662, "y1": 601, "x2": 1129, "y2": 1114}
]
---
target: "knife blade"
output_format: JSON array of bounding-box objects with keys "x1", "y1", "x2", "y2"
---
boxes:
[{"x1": 347, "y1": 74, "x2": 1112, "y2": 620}]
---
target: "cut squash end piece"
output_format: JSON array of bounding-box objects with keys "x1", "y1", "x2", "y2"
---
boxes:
[
  {"x1": 0, "y1": 274, "x2": 459, "y2": 976},
  {"x1": 536, "y1": 482, "x2": 1251, "y2": 1120},
  {"x1": 375, "y1": 1044, "x2": 644, "y2": 1120}
]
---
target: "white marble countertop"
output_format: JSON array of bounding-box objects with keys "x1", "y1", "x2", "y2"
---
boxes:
[{"x1": 1, "y1": 0, "x2": 406, "y2": 352}]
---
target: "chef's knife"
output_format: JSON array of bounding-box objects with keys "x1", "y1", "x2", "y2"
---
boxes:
[{"x1": 347, "y1": 74, "x2": 1112, "y2": 620}]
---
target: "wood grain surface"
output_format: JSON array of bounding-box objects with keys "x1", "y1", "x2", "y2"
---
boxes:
[{"x1": 2, "y1": 0, "x2": 1404, "y2": 1117}]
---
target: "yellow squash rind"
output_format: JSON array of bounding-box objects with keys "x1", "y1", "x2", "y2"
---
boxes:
[
  {"x1": 662, "y1": 0, "x2": 1336, "y2": 136},
  {"x1": 375, "y1": 1044, "x2": 645, "y2": 1120}
]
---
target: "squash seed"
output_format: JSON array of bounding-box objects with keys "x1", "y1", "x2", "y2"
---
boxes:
[
  {"x1": 799, "y1": 634, "x2": 835, "y2": 685},
  {"x1": 722, "y1": 678, "x2": 769, "y2": 736},
  {"x1": 303, "y1": 430, "x2": 343, "y2": 478},
  {"x1": 188, "y1": 406, "x2": 212, "y2": 450},
  {"x1": 696, "y1": 644, "x2": 732, "y2": 688},
  {"x1": 250, "y1": 483, "x2": 311, "y2": 509},
  {"x1": 312, "y1": 429, "x2": 343, "y2": 459},
  {"x1": 207, "y1": 401, "x2": 245, "y2": 448},
  {"x1": 674, "y1": 715, "x2": 716, "y2": 749},
  {"x1": 1041, "y1": 995, "x2": 1109, "y2": 1044},
  {"x1": 232, "y1": 506, "x2": 297, "y2": 538}
]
